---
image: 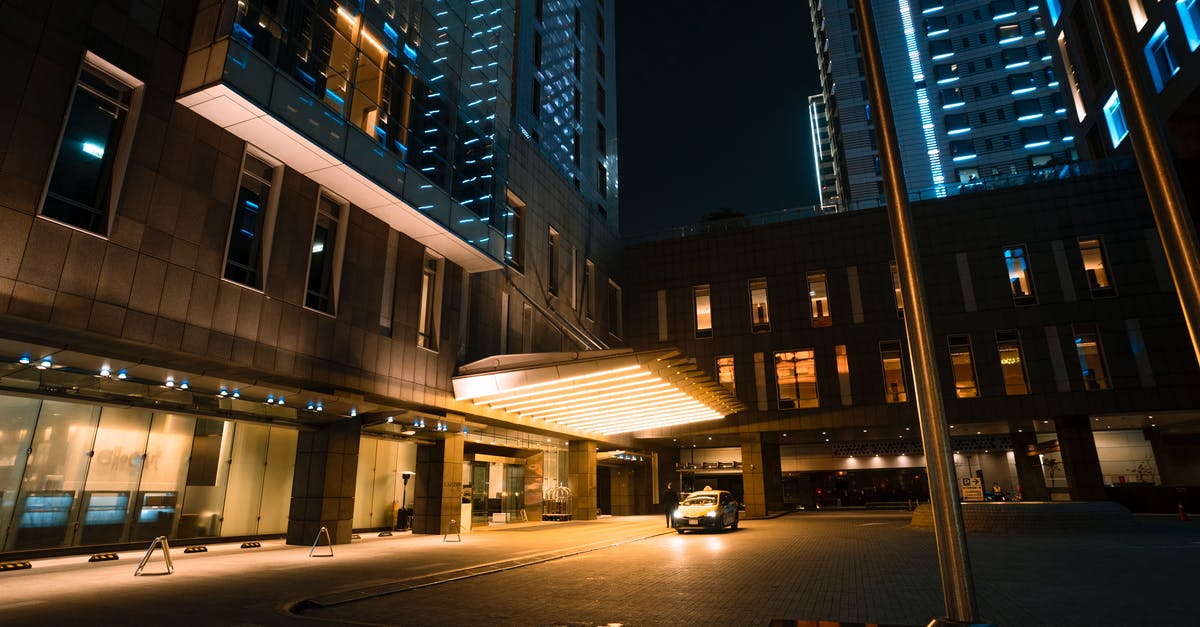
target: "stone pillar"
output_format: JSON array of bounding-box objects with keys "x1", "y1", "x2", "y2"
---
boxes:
[
  {"x1": 1009, "y1": 429, "x2": 1050, "y2": 501},
  {"x1": 412, "y1": 430, "x2": 464, "y2": 534},
  {"x1": 287, "y1": 417, "x2": 361, "y2": 546},
  {"x1": 568, "y1": 440, "x2": 597, "y2": 520},
  {"x1": 740, "y1": 432, "x2": 783, "y2": 517},
  {"x1": 1055, "y1": 415, "x2": 1107, "y2": 501}
]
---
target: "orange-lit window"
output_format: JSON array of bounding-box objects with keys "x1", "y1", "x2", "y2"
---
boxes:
[
  {"x1": 775, "y1": 350, "x2": 818, "y2": 409},
  {"x1": 694, "y1": 285, "x2": 712, "y2": 338},
  {"x1": 749, "y1": 278, "x2": 770, "y2": 332},
  {"x1": 808, "y1": 270, "x2": 831, "y2": 326}
]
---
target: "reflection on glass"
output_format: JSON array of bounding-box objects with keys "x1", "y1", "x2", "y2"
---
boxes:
[
  {"x1": 694, "y1": 284, "x2": 712, "y2": 338},
  {"x1": 880, "y1": 340, "x2": 908, "y2": 403},
  {"x1": 948, "y1": 335, "x2": 979, "y2": 398},
  {"x1": 0, "y1": 396, "x2": 40, "y2": 550},
  {"x1": 836, "y1": 344, "x2": 853, "y2": 406},
  {"x1": 808, "y1": 270, "x2": 832, "y2": 326},
  {"x1": 178, "y1": 419, "x2": 235, "y2": 539},
  {"x1": 1073, "y1": 323, "x2": 1111, "y2": 390},
  {"x1": 749, "y1": 278, "x2": 770, "y2": 332},
  {"x1": 1079, "y1": 237, "x2": 1115, "y2": 297},
  {"x1": 11, "y1": 401, "x2": 100, "y2": 550},
  {"x1": 996, "y1": 330, "x2": 1030, "y2": 395},
  {"x1": 717, "y1": 355, "x2": 736, "y2": 396},
  {"x1": 1003, "y1": 245, "x2": 1037, "y2": 304},
  {"x1": 81, "y1": 407, "x2": 152, "y2": 544},
  {"x1": 775, "y1": 350, "x2": 819, "y2": 409}
]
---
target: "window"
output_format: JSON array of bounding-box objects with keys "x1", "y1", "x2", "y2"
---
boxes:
[
  {"x1": 717, "y1": 355, "x2": 736, "y2": 396},
  {"x1": 597, "y1": 82, "x2": 607, "y2": 116},
  {"x1": 775, "y1": 350, "x2": 818, "y2": 409},
  {"x1": 891, "y1": 261, "x2": 905, "y2": 317},
  {"x1": 224, "y1": 150, "x2": 280, "y2": 289},
  {"x1": 1002, "y1": 47, "x2": 1029, "y2": 68},
  {"x1": 836, "y1": 344, "x2": 852, "y2": 405},
  {"x1": 997, "y1": 23, "x2": 1022, "y2": 43},
  {"x1": 607, "y1": 280, "x2": 622, "y2": 338},
  {"x1": 1179, "y1": 0, "x2": 1200, "y2": 51},
  {"x1": 995, "y1": 330, "x2": 1029, "y2": 395},
  {"x1": 950, "y1": 139, "x2": 977, "y2": 161},
  {"x1": 1072, "y1": 323, "x2": 1110, "y2": 390},
  {"x1": 547, "y1": 227, "x2": 559, "y2": 296},
  {"x1": 694, "y1": 284, "x2": 712, "y2": 338},
  {"x1": 531, "y1": 79, "x2": 542, "y2": 119},
  {"x1": 1079, "y1": 237, "x2": 1115, "y2": 297},
  {"x1": 935, "y1": 63, "x2": 960, "y2": 84},
  {"x1": 583, "y1": 259, "x2": 595, "y2": 319},
  {"x1": 305, "y1": 193, "x2": 347, "y2": 313},
  {"x1": 1008, "y1": 73, "x2": 1036, "y2": 95},
  {"x1": 504, "y1": 192, "x2": 525, "y2": 269},
  {"x1": 1046, "y1": 0, "x2": 1062, "y2": 25},
  {"x1": 41, "y1": 53, "x2": 143, "y2": 236},
  {"x1": 1003, "y1": 245, "x2": 1037, "y2": 305},
  {"x1": 417, "y1": 252, "x2": 443, "y2": 350},
  {"x1": 534, "y1": 31, "x2": 543, "y2": 68},
  {"x1": 596, "y1": 45, "x2": 605, "y2": 77},
  {"x1": 929, "y1": 39, "x2": 954, "y2": 59},
  {"x1": 749, "y1": 278, "x2": 771, "y2": 332},
  {"x1": 948, "y1": 334, "x2": 979, "y2": 398},
  {"x1": 1103, "y1": 91, "x2": 1129, "y2": 147},
  {"x1": 597, "y1": 162, "x2": 608, "y2": 198},
  {"x1": 926, "y1": 16, "x2": 949, "y2": 35},
  {"x1": 1021, "y1": 126, "x2": 1050, "y2": 148},
  {"x1": 990, "y1": 0, "x2": 1017, "y2": 20},
  {"x1": 1144, "y1": 23, "x2": 1180, "y2": 92},
  {"x1": 945, "y1": 113, "x2": 970, "y2": 134},
  {"x1": 1015, "y1": 99, "x2": 1043, "y2": 120},
  {"x1": 808, "y1": 271, "x2": 831, "y2": 327},
  {"x1": 879, "y1": 340, "x2": 908, "y2": 403},
  {"x1": 596, "y1": 122, "x2": 607, "y2": 156},
  {"x1": 941, "y1": 87, "x2": 965, "y2": 108}
]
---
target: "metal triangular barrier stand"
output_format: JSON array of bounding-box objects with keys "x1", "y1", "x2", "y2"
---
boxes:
[
  {"x1": 309, "y1": 526, "x2": 334, "y2": 557},
  {"x1": 443, "y1": 518, "x2": 461, "y2": 542},
  {"x1": 134, "y1": 536, "x2": 174, "y2": 576}
]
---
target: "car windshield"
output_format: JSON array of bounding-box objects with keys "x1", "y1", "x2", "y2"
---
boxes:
[{"x1": 681, "y1": 495, "x2": 716, "y2": 506}]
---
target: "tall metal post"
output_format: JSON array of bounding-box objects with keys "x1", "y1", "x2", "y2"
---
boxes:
[
  {"x1": 851, "y1": 2, "x2": 986, "y2": 625},
  {"x1": 1090, "y1": 1, "x2": 1200, "y2": 367}
]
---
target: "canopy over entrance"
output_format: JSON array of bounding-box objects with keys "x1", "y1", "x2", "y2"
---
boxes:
[{"x1": 452, "y1": 349, "x2": 745, "y2": 436}]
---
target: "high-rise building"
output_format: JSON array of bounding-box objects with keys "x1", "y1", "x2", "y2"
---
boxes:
[
  {"x1": 809, "y1": 0, "x2": 1074, "y2": 210},
  {"x1": 808, "y1": 94, "x2": 841, "y2": 209}
]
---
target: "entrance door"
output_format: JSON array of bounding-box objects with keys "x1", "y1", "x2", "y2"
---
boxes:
[{"x1": 470, "y1": 462, "x2": 489, "y2": 526}]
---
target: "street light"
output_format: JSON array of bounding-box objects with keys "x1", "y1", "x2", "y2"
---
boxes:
[{"x1": 400, "y1": 470, "x2": 416, "y2": 531}]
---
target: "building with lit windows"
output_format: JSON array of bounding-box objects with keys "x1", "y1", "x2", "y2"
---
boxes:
[
  {"x1": 808, "y1": 0, "x2": 1075, "y2": 210},
  {"x1": 808, "y1": 94, "x2": 842, "y2": 210}
]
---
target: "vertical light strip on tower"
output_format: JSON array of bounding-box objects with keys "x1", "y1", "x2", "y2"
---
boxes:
[
  {"x1": 808, "y1": 96, "x2": 827, "y2": 207},
  {"x1": 897, "y1": 0, "x2": 947, "y2": 196}
]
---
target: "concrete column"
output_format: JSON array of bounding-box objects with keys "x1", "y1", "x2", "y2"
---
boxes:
[
  {"x1": 740, "y1": 432, "x2": 783, "y2": 517},
  {"x1": 568, "y1": 440, "x2": 597, "y2": 520},
  {"x1": 1055, "y1": 415, "x2": 1107, "y2": 501},
  {"x1": 286, "y1": 417, "x2": 362, "y2": 546},
  {"x1": 412, "y1": 430, "x2": 464, "y2": 534},
  {"x1": 1009, "y1": 429, "x2": 1050, "y2": 501}
]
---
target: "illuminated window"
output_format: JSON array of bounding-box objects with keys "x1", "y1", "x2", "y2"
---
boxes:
[
  {"x1": 694, "y1": 284, "x2": 712, "y2": 338},
  {"x1": 1003, "y1": 245, "x2": 1037, "y2": 305},
  {"x1": 1179, "y1": 0, "x2": 1200, "y2": 51},
  {"x1": 225, "y1": 150, "x2": 280, "y2": 289},
  {"x1": 41, "y1": 54, "x2": 142, "y2": 236},
  {"x1": 547, "y1": 227, "x2": 559, "y2": 296},
  {"x1": 1072, "y1": 323, "x2": 1110, "y2": 390},
  {"x1": 717, "y1": 355, "x2": 736, "y2": 396},
  {"x1": 948, "y1": 334, "x2": 979, "y2": 398},
  {"x1": 418, "y1": 251, "x2": 443, "y2": 350},
  {"x1": 995, "y1": 330, "x2": 1029, "y2": 395},
  {"x1": 504, "y1": 192, "x2": 525, "y2": 269},
  {"x1": 880, "y1": 340, "x2": 908, "y2": 403},
  {"x1": 1144, "y1": 23, "x2": 1180, "y2": 92},
  {"x1": 996, "y1": 23, "x2": 1022, "y2": 44},
  {"x1": 836, "y1": 344, "x2": 852, "y2": 405},
  {"x1": 808, "y1": 271, "x2": 831, "y2": 327},
  {"x1": 1079, "y1": 237, "x2": 1115, "y2": 297},
  {"x1": 941, "y1": 87, "x2": 965, "y2": 108},
  {"x1": 1130, "y1": 0, "x2": 1149, "y2": 30},
  {"x1": 1103, "y1": 91, "x2": 1129, "y2": 147},
  {"x1": 749, "y1": 278, "x2": 771, "y2": 333},
  {"x1": 1008, "y1": 73, "x2": 1036, "y2": 95},
  {"x1": 1002, "y1": 47, "x2": 1029, "y2": 68},
  {"x1": 1046, "y1": 0, "x2": 1062, "y2": 25},
  {"x1": 890, "y1": 261, "x2": 904, "y2": 317},
  {"x1": 305, "y1": 193, "x2": 347, "y2": 314},
  {"x1": 775, "y1": 350, "x2": 818, "y2": 409}
]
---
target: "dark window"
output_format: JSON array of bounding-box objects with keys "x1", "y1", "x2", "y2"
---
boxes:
[
  {"x1": 305, "y1": 194, "x2": 343, "y2": 313},
  {"x1": 224, "y1": 152, "x2": 277, "y2": 289}
]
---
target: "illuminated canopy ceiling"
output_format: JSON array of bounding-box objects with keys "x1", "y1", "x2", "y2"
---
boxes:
[{"x1": 452, "y1": 349, "x2": 745, "y2": 436}]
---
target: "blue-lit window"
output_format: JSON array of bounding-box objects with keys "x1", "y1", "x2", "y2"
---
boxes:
[
  {"x1": 1003, "y1": 245, "x2": 1037, "y2": 305},
  {"x1": 1008, "y1": 73, "x2": 1037, "y2": 94},
  {"x1": 921, "y1": 0, "x2": 946, "y2": 14},
  {"x1": 225, "y1": 151, "x2": 279, "y2": 289},
  {"x1": 950, "y1": 139, "x2": 977, "y2": 161},
  {"x1": 1021, "y1": 126, "x2": 1051, "y2": 148},
  {"x1": 930, "y1": 39, "x2": 955, "y2": 59},
  {"x1": 305, "y1": 193, "x2": 345, "y2": 314},
  {"x1": 41, "y1": 55, "x2": 141, "y2": 236},
  {"x1": 1050, "y1": 92, "x2": 1067, "y2": 114},
  {"x1": 1044, "y1": 66, "x2": 1058, "y2": 87},
  {"x1": 1102, "y1": 91, "x2": 1129, "y2": 147},
  {"x1": 1031, "y1": 14, "x2": 1046, "y2": 36},
  {"x1": 935, "y1": 63, "x2": 960, "y2": 84},
  {"x1": 1003, "y1": 47, "x2": 1030, "y2": 68},
  {"x1": 1179, "y1": 0, "x2": 1200, "y2": 50},
  {"x1": 945, "y1": 113, "x2": 971, "y2": 134},
  {"x1": 997, "y1": 23, "x2": 1023, "y2": 43},
  {"x1": 926, "y1": 16, "x2": 950, "y2": 36},
  {"x1": 991, "y1": 0, "x2": 1017, "y2": 21},
  {"x1": 1144, "y1": 23, "x2": 1180, "y2": 92},
  {"x1": 1015, "y1": 99, "x2": 1043, "y2": 120},
  {"x1": 1045, "y1": 0, "x2": 1062, "y2": 25},
  {"x1": 941, "y1": 87, "x2": 965, "y2": 108}
]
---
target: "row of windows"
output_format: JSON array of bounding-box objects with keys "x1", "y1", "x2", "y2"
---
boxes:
[
  {"x1": 687, "y1": 237, "x2": 1116, "y2": 339},
  {"x1": 714, "y1": 320, "x2": 1115, "y2": 411}
]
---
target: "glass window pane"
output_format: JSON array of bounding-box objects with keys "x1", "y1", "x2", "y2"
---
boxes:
[
  {"x1": 258, "y1": 427, "x2": 298, "y2": 534},
  {"x1": 996, "y1": 330, "x2": 1030, "y2": 395},
  {"x1": 880, "y1": 341, "x2": 908, "y2": 403},
  {"x1": 948, "y1": 335, "x2": 979, "y2": 398},
  {"x1": 1073, "y1": 323, "x2": 1111, "y2": 390},
  {"x1": 749, "y1": 278, "x2": 770, "y2": 332},
  {"x1": 808, "y1": 270, "x2": 831, "y2": 326},
  {"x1": 307, "y1": 195, "x2": 342, "y2": 312},
  {"x1": 1004, "y1": 245, "x2": 1037, "y2": 304},
  {"x1": 836, "y1": 344, "x2": 852, "y2": 406},
  {"x1": 225, "y1": 153, "x2": 276, "y2": 288},
  {"x1": 178, "y1": 418, "x2": 235, "y2": 539},
  {"x1": 694, "y1": 284, "x2": 712, "y2": 338},
  {"x1": 1079, "y1": 237, "x2": 1115, "y2": 296},
  {"x1": 0, "y1": 397, "x2": 42, "y2": 550},
  {"x1": 80, "y1": 407, "x2": 152, "y2": 545},
  {"x1": 717, "y1": 355, "x2": 736, "y2": 396},
  {"x1": 775, "y1": 350, "x2": 818, "y2": 409},
  {"x1": 132, "y1": 412, "x2": 196, "y2": 541}
]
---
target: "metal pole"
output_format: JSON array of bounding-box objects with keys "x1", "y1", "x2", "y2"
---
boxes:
[
  {"x1": 851, "y1": 2, "x2": 984, "y2": 624},
  {"x1": 1089, "y1": 1, "x2": 1200, "y2": 368}
]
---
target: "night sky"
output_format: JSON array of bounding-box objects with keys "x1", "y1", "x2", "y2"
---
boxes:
[{"x1": 614, "y1": 1, "x2": 822, "y2": 237}]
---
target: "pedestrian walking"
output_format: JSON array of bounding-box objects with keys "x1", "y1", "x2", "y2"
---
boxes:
[{"x1": 663, "y1": 482, "x2": 679, "y2": 527}]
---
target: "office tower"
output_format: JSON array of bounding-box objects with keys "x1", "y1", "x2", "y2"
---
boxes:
[
  {"x1": 809, "y1": 0, "x2": 1074, "y2": 209},
  {"x1": 808, "y1": 93, "x2": 842, "y2": 209}
]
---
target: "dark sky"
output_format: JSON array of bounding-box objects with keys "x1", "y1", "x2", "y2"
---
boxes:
[{"x1": 614, "y1": 1, "x2": 822, "y2": 237}]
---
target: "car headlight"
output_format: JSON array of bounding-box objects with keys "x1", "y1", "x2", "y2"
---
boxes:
[
  {"x1": 706, "y1": 510, "x2": 717, "y2": 518},
  {"x1": 673, "y1": 510, "x2": 684, "y2": 518}
]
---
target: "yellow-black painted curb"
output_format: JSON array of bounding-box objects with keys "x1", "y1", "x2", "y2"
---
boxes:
[
  {"x1": 183, "y1": 545, "x2": 208, "y2": 553},
  {"x1": 240, "y1": 541, "x2": 262, "y2": 549},
  {"x1": 88, "y1": 553, "x2": 120, "y2": 562},
  {"x1": 1, "y1": 561, "x2": 32, "y2": 571}
]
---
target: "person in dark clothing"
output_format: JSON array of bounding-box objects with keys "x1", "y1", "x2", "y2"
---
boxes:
[{"x1": 663, "y1": 482, "x2": 679, "y2": 527}]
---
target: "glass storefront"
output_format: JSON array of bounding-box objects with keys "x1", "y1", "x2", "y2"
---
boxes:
[{"x1": 0, "y1": 395, "x2": 300, "y2": 552}]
